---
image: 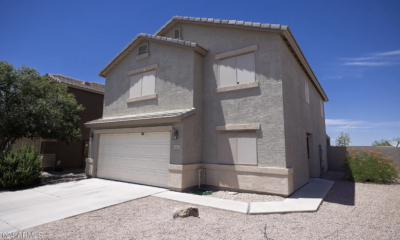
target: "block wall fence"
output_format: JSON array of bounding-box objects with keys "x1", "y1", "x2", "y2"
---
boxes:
[{"x1": 327, "y1": 146, "x2": 400, "y2": 171}]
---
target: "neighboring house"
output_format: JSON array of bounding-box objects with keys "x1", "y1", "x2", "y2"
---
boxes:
[
  {"x1": 14, "y1": 74, "x2": 105, "y2": 169},
  {"x1": 85, "y1": 16, "x2": 329, "y2": 196}
]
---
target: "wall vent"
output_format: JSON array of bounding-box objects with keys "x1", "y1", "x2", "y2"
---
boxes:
[
  {"x1": 174, "y1": 28, "x2": 181, "y2": 39},
  {"x1": 138, "y1": 43, "x2": 148, "y2": 55}
]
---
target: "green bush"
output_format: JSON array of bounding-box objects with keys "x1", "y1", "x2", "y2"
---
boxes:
[
  {"x1": 0, "y1": 144, "x2": 42, "y2": 188},
  {"x1": 342, "y1": 148, "x2": 400, "y2": 183}
]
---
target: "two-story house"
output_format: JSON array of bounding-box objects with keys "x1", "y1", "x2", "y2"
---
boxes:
[{"x1": 85, "y1": 16, "x2": 329, "y2": 196}]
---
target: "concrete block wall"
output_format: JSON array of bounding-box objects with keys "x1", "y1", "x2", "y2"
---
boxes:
[{"x1": 327, "y1": 146, "x2": 400, "y2": 171}]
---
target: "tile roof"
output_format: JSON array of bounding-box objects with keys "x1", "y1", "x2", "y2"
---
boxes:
[
  {"x1": 154, "y1": 16, "x2": 328, "y2": 102},
  {"x1": 98, "y1": 33, "x2": 207, "y2": 77},
  {"x1": 46, "y1": 74, "x2": 104, "y2": 94},
  {"x1": 85, "y1": 108, "x2": 195, "y2": 127},
  {"x1": 154, "y1": 16, "x2": 288, "y2": 36}
]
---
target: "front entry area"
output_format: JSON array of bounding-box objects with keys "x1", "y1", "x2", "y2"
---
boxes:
[{"x1": 97, "y1": 132, "x2": 170, "y2": 187}]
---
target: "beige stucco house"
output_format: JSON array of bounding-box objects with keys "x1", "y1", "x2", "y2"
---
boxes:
[{"x1": 85, "y1": 16, "x2": 329, "y2": 196}]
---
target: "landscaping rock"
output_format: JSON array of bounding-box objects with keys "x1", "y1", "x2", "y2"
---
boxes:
[{"x1": 173, "y1": 206, "x2": 199, "y2": 219}]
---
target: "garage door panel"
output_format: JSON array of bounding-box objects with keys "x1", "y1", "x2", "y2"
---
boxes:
[{"x1": 97, "y1": 132, "x2": 170, "y2": 188}]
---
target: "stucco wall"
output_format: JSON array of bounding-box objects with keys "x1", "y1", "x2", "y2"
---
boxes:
[
  {"x1": 162, "y1": 23, "x2": 287, "y2": 168},
  {"x1": 103, "y1": 40, "x2": 196, "y2": 118},
  {"x1": 181, "y1": 52, "x2": 203, "y2": 165},
  {"x1": 281, "y1": 38, "x2": 327, "y2": 190}
]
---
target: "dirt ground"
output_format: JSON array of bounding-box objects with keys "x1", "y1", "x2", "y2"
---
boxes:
[
  {"x1": 0, "y1": 169, "x2": 86, "y2": 193},
  {"x1": 16, "y1": 171, "x2": 400, "y2": 239}
]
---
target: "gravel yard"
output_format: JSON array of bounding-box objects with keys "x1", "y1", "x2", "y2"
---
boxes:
[
  {"x1": 204, "y1": 189, "x2": 285, "y2": 202},
  {"x1": 17, "y1": 171, "x2": 400, "y2": 240},
  {"x1": 0, "y1": 169, "x2": 86, "y2": 193},
  {"x1": 41, "y1": 169, "x2": 87, "y2": 185}
]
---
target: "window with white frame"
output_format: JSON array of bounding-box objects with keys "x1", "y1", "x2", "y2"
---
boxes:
[
  {"x1": 305, "y1": 79, "x2": 310, "y2": 104},
  {"x1": 130, "y1": 70, "x2": 156, "y2": 98},
  {"x1": 218, "y1": 52, "x2": 255, "y2": 87},
  {"x1": 218, "y1": 131, "x2": 257, "y2": 165},
  {"x1": 320, "y1": 100, "x2": 324, "y2": 117}
]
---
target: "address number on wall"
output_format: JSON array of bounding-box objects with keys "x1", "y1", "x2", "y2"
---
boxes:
[{"x1": 173, "y1": 145, "x2": 180, "y2": 150}]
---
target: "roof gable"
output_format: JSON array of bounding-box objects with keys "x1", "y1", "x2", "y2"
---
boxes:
[
  {"x1": 155, "y1": 16, "x2": 328, "y2": 102},
  {"x1": 98, "y1": 33, "x2": 208, "y2": 77}
]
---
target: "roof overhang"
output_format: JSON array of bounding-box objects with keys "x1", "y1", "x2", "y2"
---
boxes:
[
  {"x1": 85, "y1": 108, "x2": 195, "y2": 128},
  {"x1": 60, "y1": 82, "x2": 104, "y2": 95},
  {"x1": 154, "y1": 16, "x2": 328, "y2": 102},
  {"x1": 98, "y1": 34, "x2": 208, "y2": 78}
]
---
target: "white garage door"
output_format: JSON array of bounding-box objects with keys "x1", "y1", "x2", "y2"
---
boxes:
[{"x1": 97, "y1": 132, "x2": 170, "y2": 188}]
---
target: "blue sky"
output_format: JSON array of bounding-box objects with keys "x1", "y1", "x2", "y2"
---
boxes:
[{"x1": 1, "y1": 0, "x2": 399, "y2": 146}]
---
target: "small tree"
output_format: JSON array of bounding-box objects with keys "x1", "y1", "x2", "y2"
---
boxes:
[
  {"x1": 372, "y1": 139, "x2": 392, "y2": 146},
  {"x1": 393, "y1": 137, "x2": 400, "y2": 147},
  {"x1": 335, "y1": 132, "x2": 351, "y2": 146},
  {"x1": 0, "y1": 61, "x2": 84, "y2": 151}
]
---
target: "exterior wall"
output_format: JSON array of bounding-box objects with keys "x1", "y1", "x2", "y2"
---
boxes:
[
  {"x1": 89, "y1": 43, "x2": 204, "y2": 175},
  {"x1": 13, "y1": 138, "x2": 41, "y2": 151},
  {"x1": 328, "y1": 146, "x2": 400, "y2": 171},
  {"x1": 281, "y1": 38, "x2": 327, "y2": 191},
  {"x1": 162, "y1": 23, "x2": 287, "y2": 168},
  {"x1": 181, "y1": 52, "x2": 203, "y2": 165},
  {"x1": 42, "y1": 87, "x2": 104, "y2": 168},
  {"x1": 103, "y1": 40, "x2": 196, "y2": 118}
]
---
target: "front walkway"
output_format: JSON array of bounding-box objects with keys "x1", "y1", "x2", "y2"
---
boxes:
[{"x1": 154, "y1": 178, "x2": 334, "y2": 214}]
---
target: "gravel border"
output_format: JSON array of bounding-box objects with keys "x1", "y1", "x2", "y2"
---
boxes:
[
  {"x1": 0, "y1": 169, "x2": 87, "y2": 193},
  {"x1": 205, "y1": 189, "x2": 285, "y2": 202}
]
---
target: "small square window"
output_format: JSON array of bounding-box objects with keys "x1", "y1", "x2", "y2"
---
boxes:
[{"x1": 138, "y1": 43, "x2": 148, "y2": 55}]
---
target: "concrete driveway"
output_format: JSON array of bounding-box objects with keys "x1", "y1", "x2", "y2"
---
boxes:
[{"x1": 0, "y1": 178, "x2": 167, "y2": 232}]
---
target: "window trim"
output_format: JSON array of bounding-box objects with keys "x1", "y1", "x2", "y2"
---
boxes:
[
  {"x1": 217, "y1": 130, "x2": 258, "y2": 166},
  {"x1": 216, "y1": 51, "x2": 257, "y2": 92},
  {"x1": 215, "y1": 44, "x2": 258, "y2": 60},
  {"x1": 128, "y1": 64, "x2": 158, "y2": 76},
  {"x1": 127, "y1": 65, "x2": 158, "y2": 102},
  {"x1": 127, "y1": 93, "x2": 157, "y2": 103}
]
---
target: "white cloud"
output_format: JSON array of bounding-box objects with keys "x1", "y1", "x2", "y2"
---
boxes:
[
  {"x1": 343, "y1": 61, "x2": 398, "y2": 66},
  {"x1": 321, "y1": 75, "x2": 343, "y2": 80},
  {"x1": 339, "y1": 57, "x2": 376, "y2": 61},
  {"x1": 375, "y1": 50, "x2": 400, "y2": 56},
  {"x1": 326, "y1": 119, "x2": 400, "y2": 132}
]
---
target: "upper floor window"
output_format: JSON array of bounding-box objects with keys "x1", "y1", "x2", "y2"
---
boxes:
[
  {"x1": 127, "y1": 64, "x2": 158, "y2": 102},
  {"x1": 130, "y1": 70, "x2": 156, "y2": 98},
  {"x1": 305, "y1": 79, "x2": 310, "y2": 104},
  {"x1": 218, "y1": 52, "x2": 255, "y2": 88},
  {"x1": 320, "y1": 100, "x2": 324, "y2": 117}
]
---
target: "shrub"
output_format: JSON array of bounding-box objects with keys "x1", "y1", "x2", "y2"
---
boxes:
[
  {"x1": 342, "y1": 148, "x2": 400, "y2": 183},
  {"x1": 0, "y1": 144, "x2": 42, "y2": 188}
]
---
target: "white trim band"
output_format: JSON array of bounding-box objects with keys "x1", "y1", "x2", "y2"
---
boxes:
[
  {"x1": 215, "y1": 44, "x2": 258, "y2": 60},
  {"x1": 128, "y1": 64, "x2": 159, "y2": 76}
]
